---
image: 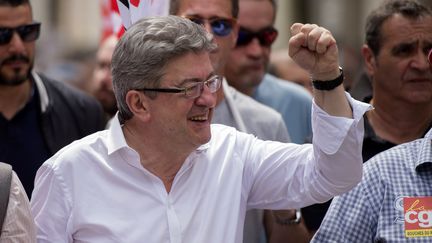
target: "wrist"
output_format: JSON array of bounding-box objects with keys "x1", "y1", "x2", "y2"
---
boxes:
[
  {"x1": 272, "y1": 209, "x2": 302, "y2": 225},
  {"x1": 312, "y1": 67, "x2": 344, "y2": 91},
  {"x1": 311, "y1": 67, "x2": 341, "y2": 81}
]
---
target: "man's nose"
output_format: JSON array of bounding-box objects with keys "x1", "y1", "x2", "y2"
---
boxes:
[
  {"x1": 195, "y1": 84, "x2": 216, "y2": 107},
  {"x1": 8, "y1": 32, "x2": 26, "y2": 53}
]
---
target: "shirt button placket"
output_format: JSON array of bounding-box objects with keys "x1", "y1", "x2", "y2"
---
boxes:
[{"x1": 166, "y1": 197, "x2": 182, "y2": 243}]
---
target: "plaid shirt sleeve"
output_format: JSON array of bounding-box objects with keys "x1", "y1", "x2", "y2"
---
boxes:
[{"x1": 312, "y1": 161, "x2": 383, "y2": 242}]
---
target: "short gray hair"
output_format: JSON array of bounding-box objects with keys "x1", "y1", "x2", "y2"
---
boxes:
[{"x1": 112, "y1": 15, "x2": 216, "y2": 122}]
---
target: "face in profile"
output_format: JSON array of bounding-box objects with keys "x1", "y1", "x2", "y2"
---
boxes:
[{"x1": 91, "y1": 36, "x2": 118, "y2": 116}]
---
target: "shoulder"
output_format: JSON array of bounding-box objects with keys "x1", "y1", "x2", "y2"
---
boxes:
[
  {"x1": 43, "y1": 131, "x2": 108, "y2": 171},
  {"x1": 226, "y1": 87, "x2": 288, "y2": 141},
  {"x1": 36, "y1": 73, "x2": 105, "y2": 130},
  {"x1": 37, "y1": 73, "x2": 102, "y2": 109},
  {"x1": 363, "y1": 137, "x2": 427, "y2": 180},
  {"x1": 228, "y1": 86, "x2": 284, "y2": 121},
  {"x1": 210, "y1": 123, "x2": 258, "y2": 149},
  {"x1": 259, "y1": 74, "x2": 312, "y2": 101}
]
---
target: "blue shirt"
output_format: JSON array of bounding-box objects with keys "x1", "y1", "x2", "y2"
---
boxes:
[
  {"x1": 253, "y1": 74, "x2": 312, "y2": 144},
  {"x1": 313, "y1": 129, "x2": 432, "y2": 242}
]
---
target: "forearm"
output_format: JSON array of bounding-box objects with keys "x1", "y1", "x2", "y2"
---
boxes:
[{"x1": 313, "y1": 83, "x2": 352, "y2": 119}]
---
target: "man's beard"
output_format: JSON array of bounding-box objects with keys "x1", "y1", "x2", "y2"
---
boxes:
[
  {"x1": 95, "y1": 89, "x2": 118, "y2": 117},
  {"x1": 0, "y1": 54, "x2": 32, "y2": 86}
]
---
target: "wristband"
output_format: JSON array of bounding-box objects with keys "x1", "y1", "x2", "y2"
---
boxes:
[{"x1": 312, "y1": 67, "x2": 344, "y2": 91}]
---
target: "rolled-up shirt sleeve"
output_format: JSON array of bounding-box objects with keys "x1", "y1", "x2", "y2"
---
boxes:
[
  {"x1": 308, "y1": 92, "x2": 372, "y2": 200},
  {"x1": 245, "y1": 92, "x2": 372, "y2": 209}
]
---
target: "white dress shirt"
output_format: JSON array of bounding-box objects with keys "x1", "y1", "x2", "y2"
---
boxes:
[{"x1": 31, "y1": 94, "x2": 371, "y2": 243}]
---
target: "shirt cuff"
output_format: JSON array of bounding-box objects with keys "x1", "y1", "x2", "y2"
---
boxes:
[{"x1": 312, "y1": 92, "x2": 372, "y2": 154}]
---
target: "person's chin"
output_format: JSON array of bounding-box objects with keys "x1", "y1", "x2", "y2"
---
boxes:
[
  {"x1": 197, "y1": 132, "x2": 212, "y2": 145},
  {"x1": 191, "y1": 124, "x2": 212, "y2": 144},
  {"x1": 0, "y1": 72, "x2": 28, "y2": 86}
]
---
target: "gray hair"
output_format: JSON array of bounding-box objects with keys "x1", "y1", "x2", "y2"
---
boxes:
[{"x1": 112, "y1": 15, "x2": 216, "y2": 122}]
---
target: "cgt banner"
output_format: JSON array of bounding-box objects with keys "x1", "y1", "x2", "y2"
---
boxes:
[{"x1": 404, "y1": 197, "x2": 432, "y2": 238}]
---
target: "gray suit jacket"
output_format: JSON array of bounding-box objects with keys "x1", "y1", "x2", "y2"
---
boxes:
[{"x1": 213, "y1": 80, "x2": 290, "y2": 243}]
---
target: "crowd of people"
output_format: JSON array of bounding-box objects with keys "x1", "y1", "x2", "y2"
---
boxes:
[{"x1": 0, "y1": 0, "x2": 431, "y2": 242}]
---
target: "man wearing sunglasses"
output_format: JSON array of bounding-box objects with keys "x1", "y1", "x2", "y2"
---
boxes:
[
  {"x1": 0, "y1": 0, "x2": 105, "y2": 197},
  {"x1": 224, "y1": 0, "x2": 313, "y2": 146}
]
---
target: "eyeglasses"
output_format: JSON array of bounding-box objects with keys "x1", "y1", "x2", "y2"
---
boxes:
[
  {"x1": 0, "y1": 22, "x2": 41, "y2": 45},
  {"x1": 236, "y1": 26, "x2": 278, "y2": 47},
  {"x1": 183, "y1": 15, "x2": 236, "y2": 37},
  {"x1": 137, "y1": 75, "x2": 222, "y2": 99}
]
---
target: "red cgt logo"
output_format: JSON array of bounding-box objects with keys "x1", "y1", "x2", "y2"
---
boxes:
[{"x1": 404, "y1": 197, "x2": 432, "y2": 238}]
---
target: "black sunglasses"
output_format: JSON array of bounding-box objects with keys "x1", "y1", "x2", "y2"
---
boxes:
[
  {"x1": 0, "y1": 22, "x2": 41, "y2": 45},
  {"x1": 183, "y1": 16, "x2": 236, "y2": 37},
  {"x1": 236, "y1": 26, "x2": 278, "y2": 47}
]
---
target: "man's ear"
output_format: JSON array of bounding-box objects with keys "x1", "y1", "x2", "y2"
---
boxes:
[
  {"x1": 362, "y1": 44, "x2": 377, "y2": 78},
  {"x1": 125, "y1": 90, "x2": 151, "y2": 122}
]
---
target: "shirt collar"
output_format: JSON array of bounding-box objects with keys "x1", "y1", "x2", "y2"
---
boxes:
[
  {"x1": 32, "y1": 71, "x2": 49, "y2": 113},
  {"x1": 425, "y1": 128, "x2": 432, "y2": 138},
  {"x1": 106, "y1": 113, "x2": 129, "y2": 155},
  {"x1": 414, "y1": 132, "x2": 432, "y2": 171},
  {"x1": 106, "y1": 113, "x2": 211, "y2": 155}
]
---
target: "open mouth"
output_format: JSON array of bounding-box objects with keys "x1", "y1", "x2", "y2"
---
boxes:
[{"x1": 189, "y1": 115, "x2": 208, "y2": 121}]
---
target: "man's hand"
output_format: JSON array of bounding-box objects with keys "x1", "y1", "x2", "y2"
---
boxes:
[{"x1": 288, "y1": 23, "x2": 340, "y2": 81}]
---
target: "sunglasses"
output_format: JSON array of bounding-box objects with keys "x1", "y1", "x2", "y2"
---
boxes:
[
  {"x1": 183, "y1": 16, "x2": 236, "y2": 37},
  {"x1": 0, "y1": 22, "x2": 41, "y2": 45},
  {"x1": 236, "y1": 26, "x2": 278, "y2": 47}
]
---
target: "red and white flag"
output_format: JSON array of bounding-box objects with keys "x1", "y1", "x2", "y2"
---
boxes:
[{"x1": 100, "y1": 0, "x2": 169, "y2": 40}]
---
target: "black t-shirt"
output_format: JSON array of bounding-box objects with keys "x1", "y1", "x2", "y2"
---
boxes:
[{"x1": 0, "y1": 84, "x2": 51, "y2": 197}]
